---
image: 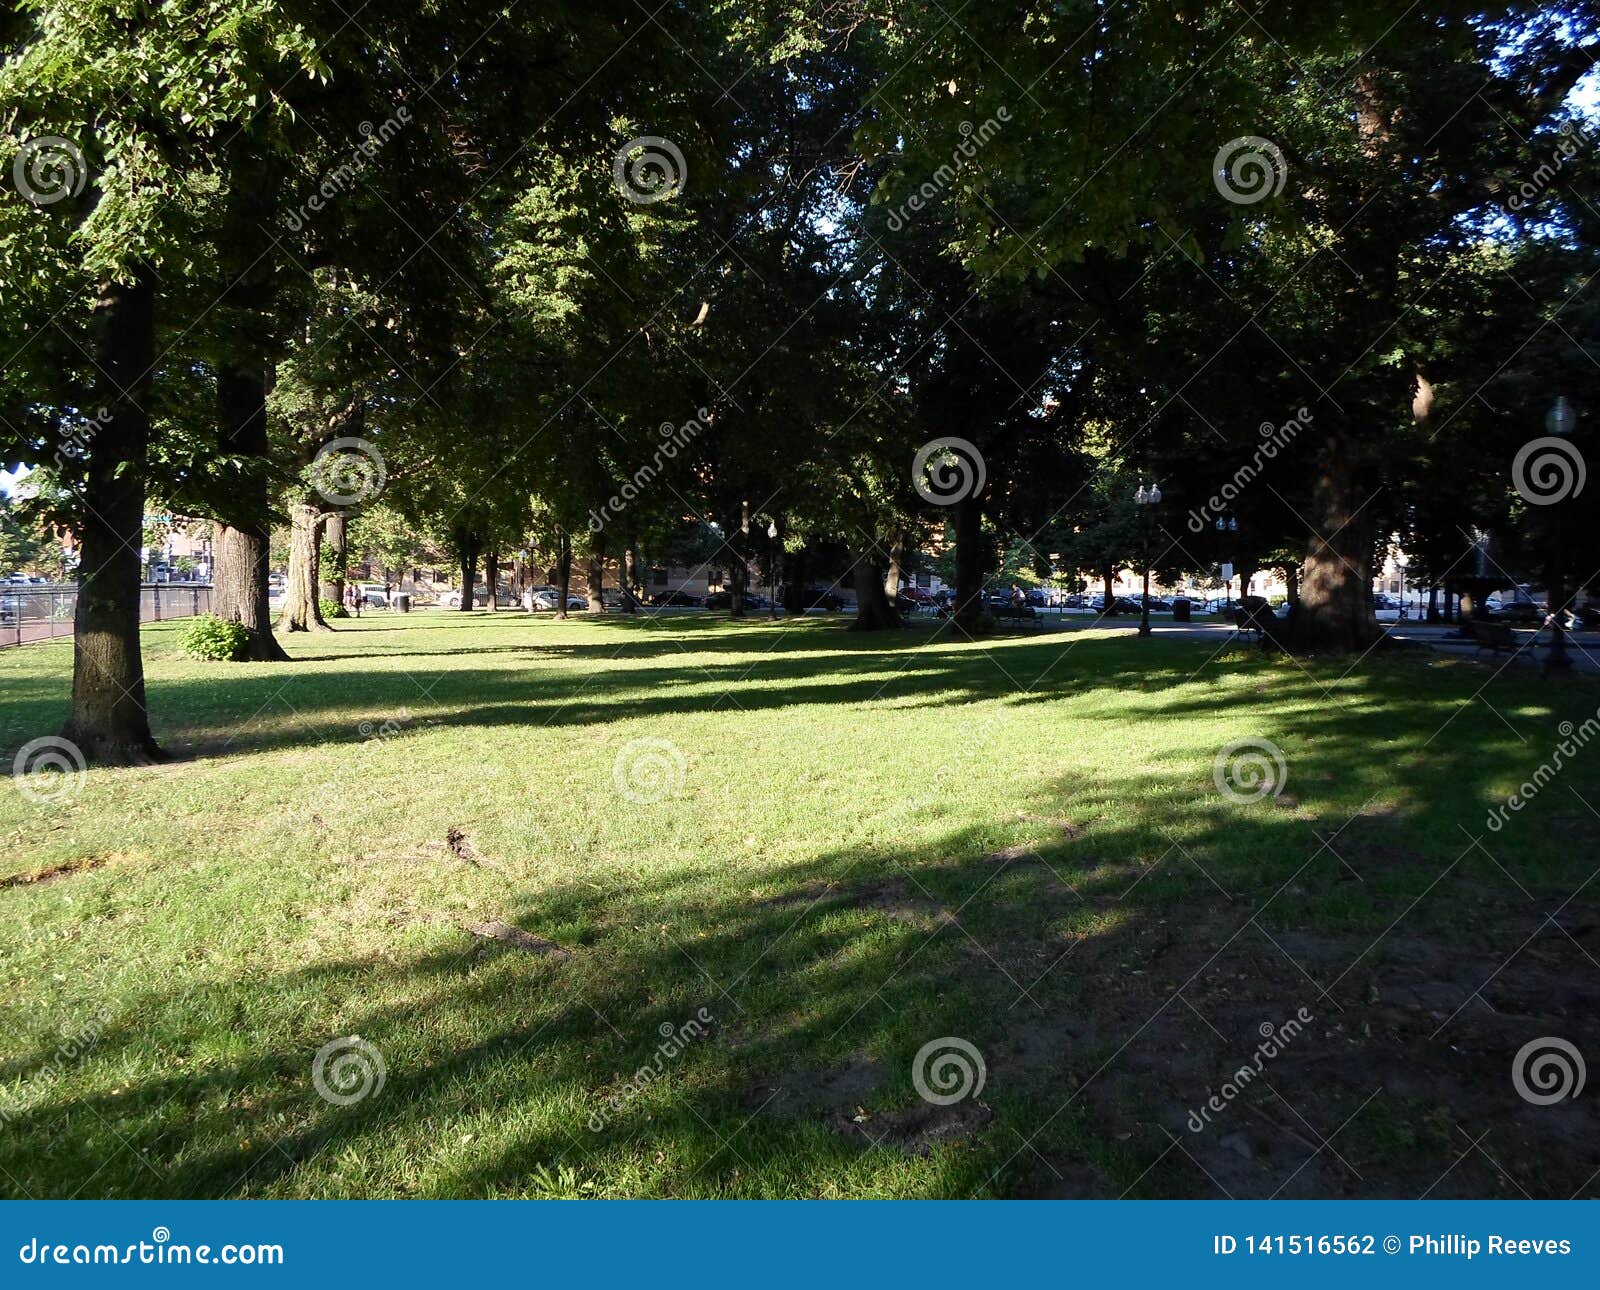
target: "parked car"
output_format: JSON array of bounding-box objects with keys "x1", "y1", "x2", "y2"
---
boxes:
[
  {"x1": 1494, "y1": 599, "x2": 1542, "y2": 625},
  {"x1": 795, "y1": 587, "x2": 845, "y2": 611},
  {"x1": 896, "y1": 585, "x2": 937, "y2": 605},
  {"x1": 647, "y1": 590, "x2": 704, "y2": 608},
  {"x1": 531, "y1": 588, "x2": 589, "y2": 611},
  {"x1": 438, "y1": 587, "x2": 490, "y2": 608},
  {"x1": 1089, "y1": 595, "x2": 1143, "y2": 614}
]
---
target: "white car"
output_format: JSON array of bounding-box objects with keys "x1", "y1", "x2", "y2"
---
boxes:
[
  {"x1": 439, "y1": 588, "x2": 508, "y2": 608},
  {"x1": 531, "y1": 588, "x2": 589, "y2": 611}
]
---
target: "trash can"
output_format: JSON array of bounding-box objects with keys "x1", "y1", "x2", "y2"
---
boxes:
[
  {"x1": 392, "y1": 593, "x2": 412, "y2": 613},
  {"x1": 1172, "y1": 597, "x2": 1191, "y2": 623}
]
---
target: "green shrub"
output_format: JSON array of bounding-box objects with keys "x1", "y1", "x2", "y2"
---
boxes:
[
  {"x1": 178, "y1": 614, "x2": 250, "y2": 662},
  {"x1": 320, "y1": 597, "x2": 348, "y2": 620}
]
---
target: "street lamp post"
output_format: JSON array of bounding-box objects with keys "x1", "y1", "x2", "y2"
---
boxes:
[
  {"x1": 1546, "y1": 397, "x2": 1577, "y2": 676},
  {"x1": 1135, "y1": 481, "x2": 1162, "y2": 637},
  {"x1": 767, "y1": 520, "x2": 779, "y2": 621}
]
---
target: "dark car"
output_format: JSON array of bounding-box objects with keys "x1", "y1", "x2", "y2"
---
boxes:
[
  {"x1": 1492, "y1": 598, "x2": 1541, "y2": 624},
  {"x1": 1095, "y1": 596, "x2": 1143, "y2": 615},
  {"x1": 797, "y1": 587, "x2": 845, "y2": 611},
  {"x1": 648, "y1": 590, "x2": 703, "y2": 608},
  {"x1": 704, "y1": 590, "x2": 772, "y2": 610}
]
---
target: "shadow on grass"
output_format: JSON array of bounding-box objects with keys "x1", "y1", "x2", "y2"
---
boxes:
[
  {"x1": 4, "y1": 617, "x2": 1599, "y2": 1197},
  {"x1": 3, "y1": 759, "x2": 1598, "y2": 1200}
]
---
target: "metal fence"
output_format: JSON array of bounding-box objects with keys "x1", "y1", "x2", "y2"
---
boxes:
[{"x1": 0, "y1": 583, "x2": 214, "y2": 648}]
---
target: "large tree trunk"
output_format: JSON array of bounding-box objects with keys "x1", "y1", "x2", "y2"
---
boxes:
[
  {"x1": 279, "y1": 501, "x2": 331, "y2": 632},
  {"x1": 556, "y1": 531, "x2": 573, "y2": 619},
  {"x1": 212, "y1": 145, "x2": 286, "y2": 662},
  {"x1": 849, "y1": 551, "x2": 902, "y2": 631},
  {"x1": 213, "y1": 363, "x2": 289, "y2": 660},
  {"x1": 1101, "y1": 560, "x2": 1119, "y2": 616},
  {"x1": 484, "y1": 549, "x2": 499, "y2": 613},
  {"x1": 727, "y1": 501, "x2": 751, "y2": 619},
  {"x1": 458, "y1": 536, "x2": 480, "y2": 612},
  {"x1": 886, "y1": 530, "x2": 909, "y2": 599},
  {"x1": 1289, "y1": 429, "x2": 1381, "y2": 652},
  {"x1": 953, "y1": 494, "x2": 986, "y2": 630},
  {"x1": 1236, "y1": 555, "x2": 1260, "y2": 601},
  {"x1": 622, "y1": 538, "x2": 641, "y2": 613},
  {"x1": 585, "y1": 535, "x2": 606, "y2": 613},
  {"x1": 320, "y1": 510, "x2": 347, "y2": 607},
  {"x1": 62, "y1": 271, "x2": 161, "y2": 764}
]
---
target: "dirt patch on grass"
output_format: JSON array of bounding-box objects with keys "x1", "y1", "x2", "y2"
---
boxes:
[
  {"x1": 939, "y1": 838, "x2": 1600, "y2": 1197},
  {"x1": 0, "y1": 853, "x2": 131, "y2": 891},
  {"x1": 758, "y1": 878, "x2": 955, "y2": 928},
  {"x1": 746, "y1": 1051, "x2": 992, "y2": 1157},
  {"x1": 828, "y1": 1099, "x2": 994, "y2": 1155},
  {"x1": 745, "y1": 1052, "x2": 885, "y2": 1117},
  {"x1": 465, "y1": 920, "x2": 570, "y2": 959}
]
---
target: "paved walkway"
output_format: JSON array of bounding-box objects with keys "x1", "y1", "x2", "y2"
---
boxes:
[{"x1": 1005, "y1": 611, "x2": 1600, "y2": 675}]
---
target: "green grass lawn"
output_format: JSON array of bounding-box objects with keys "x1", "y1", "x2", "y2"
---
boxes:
[{"x1": 3, "y1": 611, "x2": 1599, "y2": 1198}]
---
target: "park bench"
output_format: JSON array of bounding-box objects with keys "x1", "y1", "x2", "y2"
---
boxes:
[
  {"x1": 994, "y1": 605, "x2": 1045, "y2": 630},
  {"x1": 1467, "y1": 618, "x2": 1523, "y2": 657},
  {"x1": 1233, "y1": 597, "x2": 1276, "y2": 642}
]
